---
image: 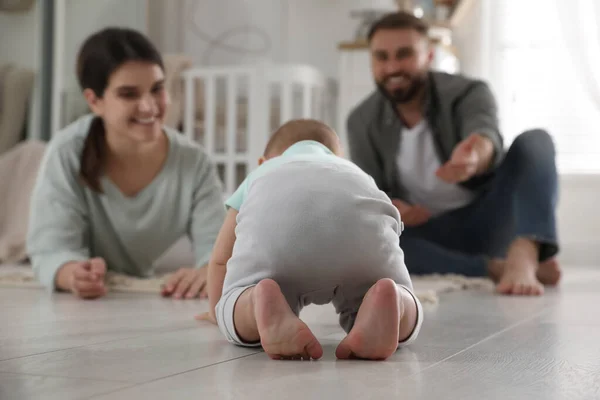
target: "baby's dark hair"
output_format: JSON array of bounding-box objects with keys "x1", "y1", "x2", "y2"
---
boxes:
[{"x1": 263, "y1": 119, "x2": 340, "y2": 158}]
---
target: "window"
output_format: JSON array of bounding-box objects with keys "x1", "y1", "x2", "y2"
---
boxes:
[{"x1": 490, "y1": 0, "x2": 600, "y2": 173}]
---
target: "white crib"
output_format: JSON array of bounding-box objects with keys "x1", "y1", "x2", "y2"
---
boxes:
[{"x1": 182, "y1": 64, "x2": 336, "y2": 196}]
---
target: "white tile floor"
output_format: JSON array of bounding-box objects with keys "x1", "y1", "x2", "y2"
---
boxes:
[{"x1": 0, "y1": 267, "x2": 598, "y2": 400}]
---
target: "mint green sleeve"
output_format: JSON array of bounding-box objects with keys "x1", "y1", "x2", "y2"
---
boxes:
[
  {"x1": 26, "y1": 144, "x2": 90, "y2": 289},
  {"x1": 187, "y1": 154, "x2": 227, "y2": 269},
  {"x1": 224, "y1": 176, "x2": 250, "y2": 211}
]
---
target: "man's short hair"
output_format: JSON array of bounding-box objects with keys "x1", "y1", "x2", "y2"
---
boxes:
[
  {"x1": 264, "y1": 119, "x2": 339, "y2": 158},
  {"x1": 367, "y1": 11, "x2": 429, "y2": 42}
]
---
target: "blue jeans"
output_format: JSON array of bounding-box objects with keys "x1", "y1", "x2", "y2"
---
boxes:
[{"x1": 400, "y1": 129, "x2": 559, "y2": 277}]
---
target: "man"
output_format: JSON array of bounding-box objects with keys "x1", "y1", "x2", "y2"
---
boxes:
[{"x1": 346, "y1": 12, "x2": 561, "y2": 296}]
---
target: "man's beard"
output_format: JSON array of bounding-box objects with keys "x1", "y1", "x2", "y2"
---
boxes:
[{"x1": 376, "y1": 72, "x2": 427, "y2": 104}]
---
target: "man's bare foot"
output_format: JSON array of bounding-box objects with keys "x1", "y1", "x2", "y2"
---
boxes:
[
  {"x1": 335, "y1": 279, "x2": 400, "y2": 360},
  {"x1": 488, "y1": 256, "x2": 561, "y2": 287},
  {"x1": 487, "y1": 258, "x2": 505, "y2": 283},
  {"x1": 496, "y1": 238, "x2": 544, "y2": 296},
  {"x1": 254, "y1": 279, "x2": 323, "y2": 360},
  {"x1": 537, "y1": 258, "x2": 561, "y2": 286}
]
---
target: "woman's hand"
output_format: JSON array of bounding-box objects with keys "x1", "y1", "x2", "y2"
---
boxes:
[
  {"x1": 56, "y1": 257, "x2": 107, "y2": 299},
  {"x1": 161, "y1": 267, "x2": 208, "y2": 299}
]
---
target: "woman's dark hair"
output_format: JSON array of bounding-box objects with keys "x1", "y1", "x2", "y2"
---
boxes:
[{"x1": 77, "y1": 27, "x2": 164, "y2": 192}]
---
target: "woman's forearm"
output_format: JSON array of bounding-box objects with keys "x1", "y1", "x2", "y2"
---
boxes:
[{"x1": 55, "y1": 262, "x2": 79, "y2": 292}]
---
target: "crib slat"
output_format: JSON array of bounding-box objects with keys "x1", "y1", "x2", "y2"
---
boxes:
[
  {"x1": 226, "y1": 75, "x2": 237, "y2": 195},
  {"x1": 313, "y1": 87, "x2": 323, "y2": 120},
  {"x1": 281, "y1": 82, "x2": 293, "y2": 125},
  {"x1": 205, "y1": 77, "x2": 216, "y2": 155},
  {"x1": 183, "y1": 64, "x2": 332, "y2": 197},
  {"x1": 184, "y1": 76, "x2": 195, "y2": 140},
  {"x1": 302, "y1": 84, "x2": 312, "y2": 118}
]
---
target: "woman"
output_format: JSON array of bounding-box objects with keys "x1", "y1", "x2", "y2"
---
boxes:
[{"x1": 26, "y1": 27, "x2": 226, "y2": 300}]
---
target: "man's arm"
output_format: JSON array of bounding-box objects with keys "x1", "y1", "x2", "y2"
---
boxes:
[
  {"x1": 206, "y1": 208, "x2": 238, "y2": 317},
  {"x1": 455, "y1": 81, "x2": 504, "y2": 172},
  {"x1": 346, "y1": 111, "x2": 387, "y2": 192},
  {"x1": 471, "y1": 133, "x2": 495, "y2": 175}
]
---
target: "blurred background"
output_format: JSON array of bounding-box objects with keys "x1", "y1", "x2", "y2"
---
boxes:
[{"x1": 1, "y1": 0, "x2": 598, "y2": 265}]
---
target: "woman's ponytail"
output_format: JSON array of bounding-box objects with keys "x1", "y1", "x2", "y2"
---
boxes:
[{"x1": 79, "y1": 116, "x2": 106, "y2": 192}]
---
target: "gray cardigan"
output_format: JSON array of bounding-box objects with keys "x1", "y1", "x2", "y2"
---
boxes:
[{"x1": 346, "y1": 71, "x2": 504, "y2": 201}]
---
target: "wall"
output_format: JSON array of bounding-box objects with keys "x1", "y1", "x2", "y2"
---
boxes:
[
  {"x1": 147, "y1": 0, "x2": 185, "y2": 54},
  {"x1": 451, "y1": 0, "x2": 492, "y2": 81},
  {"x1": 149, "y1": 0, "x2": 373, "y2": 80},
  {"x1": 179, "y1": 0, "x2": 288, "y2": 67},
  {"x1": 283, "y1": 0, "x2": 362, "y2": 79},
  {"x1": 62, "y1": 0, "x2": 147, "y2": 91},
  {"x1": 155, "y1": 0, "x2": 490, "y2": 82},
  {"x1": 0, "y1": 3, "x2": 41, "y2": 141},
  {"x1": 1, "y1": 0, "x2": 145, "y2": 82},
  {"x1": 56, "y1": 0, "x2": 147, "y2": 128},
  {"x1": 556, "y1": 175, "x2": 600, "y2": 266},
  {"x1": 0, "y1": 5, "x2": 39, "y2": 69}
]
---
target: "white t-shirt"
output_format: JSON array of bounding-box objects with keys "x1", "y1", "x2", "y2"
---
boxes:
[{"x1": 396, "y1": 120, "x2": 476, "y2": 216}]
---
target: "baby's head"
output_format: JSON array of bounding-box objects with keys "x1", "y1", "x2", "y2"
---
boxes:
[{"x1": 260, "y1": 119, "x2": 342, "y2": 163}]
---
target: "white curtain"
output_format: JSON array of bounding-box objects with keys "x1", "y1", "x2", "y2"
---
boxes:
[
  {"x1": 556, "y1": 0, "x2": 600, "y2": 110},
  {"x1": 490, "y1": 0, "x2": 600, "y2": 173}
]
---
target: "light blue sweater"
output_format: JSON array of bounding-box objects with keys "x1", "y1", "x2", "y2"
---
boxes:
[{"x1": 26, "y1": 115, "x2": 226, "y2": 289}]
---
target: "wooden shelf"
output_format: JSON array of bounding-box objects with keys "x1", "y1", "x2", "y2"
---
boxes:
[
  {"x1": 448, "y1": 0, "x2": 476, "y2": 28},
  {"x1": 338, "y1": 40, "x2": 369, "y2": 50}
]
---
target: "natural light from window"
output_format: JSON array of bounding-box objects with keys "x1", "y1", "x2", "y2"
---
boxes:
[{"x1": 491, "y1": 0, "x2": 600, "y2": 174}]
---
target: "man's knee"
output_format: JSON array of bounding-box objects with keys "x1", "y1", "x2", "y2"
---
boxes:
[
  {"x1": 506, "y1": 129, "x2": 556, "y2": 168},
  {"x1": 512, "y1": 129, "x2": 555, "y2": 156}
]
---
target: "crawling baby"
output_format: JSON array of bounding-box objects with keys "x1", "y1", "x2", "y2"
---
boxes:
[{"x1": 197, "y1": 119, "x2": 423, "y2": 360}]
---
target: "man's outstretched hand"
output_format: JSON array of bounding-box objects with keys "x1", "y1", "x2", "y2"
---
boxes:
[
  {"x1": 436, "y1": 134, "x2": 494, "y2": 184},
  {"x1": 436, "y1": 135, "x2": 480, "y2": 183},
  {"x1": 392, "y1": 199, "x2": 431, "y2": 227}
]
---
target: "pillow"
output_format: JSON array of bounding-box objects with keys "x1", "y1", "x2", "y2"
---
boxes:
[
  {"x1": 0, "y1": 65, "x2": 35, "y2": 156},
  {"x1": 0, "y1": 64, "x2": 14, "y2": 119}
]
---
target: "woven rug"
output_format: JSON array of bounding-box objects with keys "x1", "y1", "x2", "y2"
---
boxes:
[{"x1": 0, "y1": 264, "x2": 494, "y2": 304}]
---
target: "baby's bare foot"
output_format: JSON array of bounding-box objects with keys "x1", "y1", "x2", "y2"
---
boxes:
[
  {"x1": 254, "y1": 279, "x2": 322, "y2": 360},
  {"x1": 496, "y1": 238, "x2": 544, "y2": 296},
  {"x1": 335, "y1": 279, "x2": 400, "y2": 360},
  {"x1": 537, "y1": 258, "x2": 561, "y2": 286}
]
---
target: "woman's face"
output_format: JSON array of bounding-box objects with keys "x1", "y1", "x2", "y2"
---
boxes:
[{"x1": 85, "y1": 61, "x2": 169, "y2": 144}]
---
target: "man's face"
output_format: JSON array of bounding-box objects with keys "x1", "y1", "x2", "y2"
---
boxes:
[{"x1": 370, "y1": 28, "x2": 433, "y2": 104}]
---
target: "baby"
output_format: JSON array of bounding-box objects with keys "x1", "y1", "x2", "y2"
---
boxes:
[{"x1": 198, "y1": 119, "x2": 423, "y2": 360}]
